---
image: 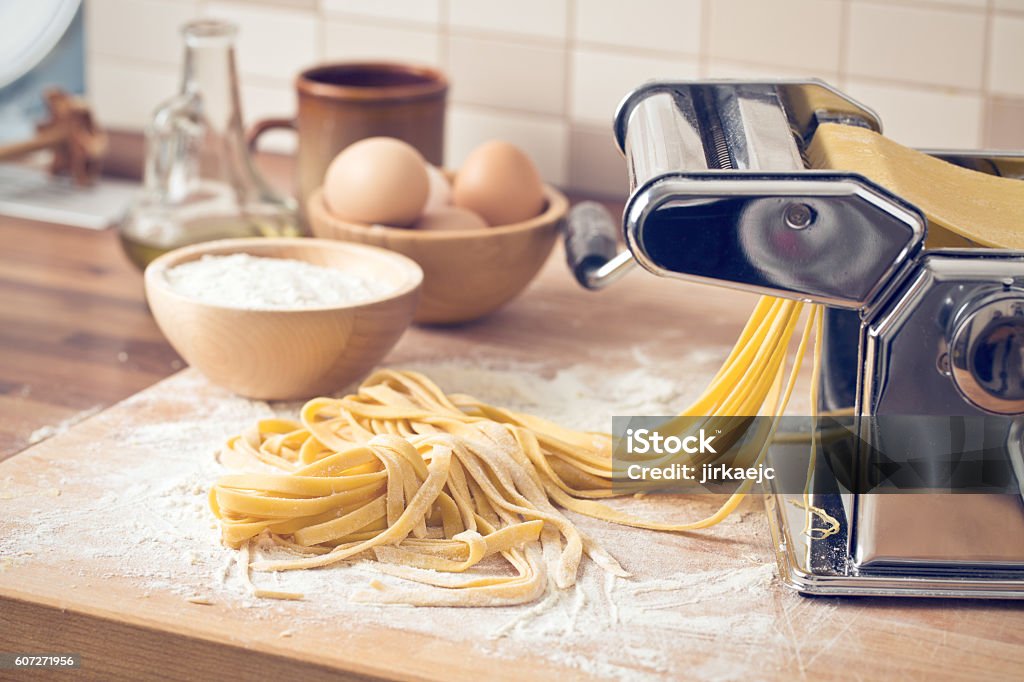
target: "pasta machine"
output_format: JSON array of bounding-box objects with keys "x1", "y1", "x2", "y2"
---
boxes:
[{"x1": 565, "y1": 79, "x2": 1024, "y2": 599}]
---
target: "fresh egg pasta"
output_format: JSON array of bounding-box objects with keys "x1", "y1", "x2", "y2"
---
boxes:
[{"x1": 210, "y1": 300, "x2": 821, "y2": 606}]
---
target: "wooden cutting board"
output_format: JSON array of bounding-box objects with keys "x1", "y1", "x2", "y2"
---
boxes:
[{"x1": 2, "y1": 251, "x2": 1022, "y2": 681}]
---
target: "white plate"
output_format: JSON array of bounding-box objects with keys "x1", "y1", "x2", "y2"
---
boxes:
[{"x1": 0, "y1": 0, "x2": 80, "y2": 90}]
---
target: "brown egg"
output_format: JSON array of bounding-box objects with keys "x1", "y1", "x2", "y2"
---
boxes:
[
  {"x1": 323, "y1": 137, "x2": 429, "y2": 227},
  {"x1": 414, "y1": 206, "x2": 489, "y2": 231},
  {"x1": 452, "y1": 141, "x2": 545, "y2": 226},
  {"x1": 423, "y1": 164, "x2": 452, "y2": 213}
]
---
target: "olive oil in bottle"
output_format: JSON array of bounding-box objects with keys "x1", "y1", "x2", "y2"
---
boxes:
[
  {"x1": 119, "y1": 211, "x2": 298, "y2": 269},
  {"x1": 119, "y1": 20, "x2": 299, "y2": 271}
]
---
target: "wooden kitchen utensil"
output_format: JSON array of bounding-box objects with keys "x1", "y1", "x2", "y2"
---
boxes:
[
  {"x1": 307, "y1": 181, "x2": 567, "y2": 325},
  {"x1": 0, "y1": 88, "x2": 107, "y2": 185},
  {"x1": 144, "y1": 238, "x2": 422, "y2": 400}
]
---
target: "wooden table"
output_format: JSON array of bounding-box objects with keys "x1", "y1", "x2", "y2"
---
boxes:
[
  {"x1": 0, "y1": 216, "x2": 180, "y2": 459},
  {"x1": 1, "y1": 212, "x2": 1023, "y2": 681}
]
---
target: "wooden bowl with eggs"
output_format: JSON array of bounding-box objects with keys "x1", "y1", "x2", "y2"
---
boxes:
[{"x1": 308, "y1": 138, "x2": 568, "y2": 325}]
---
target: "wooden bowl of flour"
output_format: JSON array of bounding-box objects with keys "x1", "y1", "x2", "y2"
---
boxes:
[{"x1": 144, "y1": 238, "x2": 422, "y2": 400}]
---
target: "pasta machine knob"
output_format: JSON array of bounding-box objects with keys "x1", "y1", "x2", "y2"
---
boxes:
[{"x1": 949, "y1": 293, "x2": 1024, "y2": 415}]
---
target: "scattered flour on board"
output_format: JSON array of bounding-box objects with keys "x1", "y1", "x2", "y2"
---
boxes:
[
  {"x1": 26, "y1": 405, "x2": 103, "y2": 446},
  {"x1": 0, "y1": 352, "x2": 797, "y2": 681}
]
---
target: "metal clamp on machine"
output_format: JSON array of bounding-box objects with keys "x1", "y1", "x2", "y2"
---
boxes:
[{"x1": 565, "y1": 79, "x2": 1024, "y2": 599}]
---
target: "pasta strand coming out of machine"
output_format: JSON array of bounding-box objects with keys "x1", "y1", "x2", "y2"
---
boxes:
[{"x1": 807, "y1": 122, "x2": 1024, "y2": 249}]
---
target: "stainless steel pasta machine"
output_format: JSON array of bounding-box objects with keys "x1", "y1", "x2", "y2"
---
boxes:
[{"x1": 565, "y1": 79, "x2": 1024, "y2": 599}]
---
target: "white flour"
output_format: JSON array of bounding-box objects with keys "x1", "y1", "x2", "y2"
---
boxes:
[
  {"x1": 26, "y1": 404, "x2": 103, "y2": 445},
  {"x1": 0, "y1": 354, "x2": 796, "y2": 681},
  {"x1": 163, "y1": 253, "x2": 392, "y2": 309}
]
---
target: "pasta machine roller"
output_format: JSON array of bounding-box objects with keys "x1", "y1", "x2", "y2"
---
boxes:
[{"x1": 565, "y1": 79, "x2": 1024, "y2": 599}]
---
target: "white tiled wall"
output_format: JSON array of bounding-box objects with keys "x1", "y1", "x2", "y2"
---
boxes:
[
  {"x1": 989, "y1": 13, "x2": 1024, "y2": 96},
  {"x1": 448, "y1": 36, "x2": 566, "y2": 116},
  {"x1": 85, "y1": 0, "x2": 1024, "y2": 197},
  {"x1": 87, "y1": 0, "x2": 198, "y2": 65},
  {"x1": 205, "y1": 2, "x2": 319, "y2": 81},
  {"x1": 570, "y1": 50, "x2": 698, "y2": 125},
  {"x1": 708, "y1": 0, "x2": 844, "y2": 73},
  {"x1": 448, "y1": 0, "x2": 567, "y2": 40},
  {"x1": 844, "y1": 80, "x2": 985, "y2": 149},
  {"x1": 324, "y1": 19, "x2": 441, "y2": 66},
  {"x1": 446, "y1": 106, "x2": 568, "y2": 184},
  {"x1": 846, "y1": 3, "x2": 986, "y2": 89},
  {"x1": 322, "y1": 0, "x2": 441, "y2": 26},
  {"x1": 574, "y1": 0, "x2": 702, "y2": 55}
]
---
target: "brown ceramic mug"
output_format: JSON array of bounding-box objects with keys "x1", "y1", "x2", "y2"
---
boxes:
[{"x1": 248, "y1": 62, "x2": 447, "y2": 211}]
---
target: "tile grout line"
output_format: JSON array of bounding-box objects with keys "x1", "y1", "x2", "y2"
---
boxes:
[
  {"x1": 315, "y1": 0, "x2": 325, "y2": 63},
  {"x1": 329, "y1": 10, "x2": 564, "y2": 47},
  {"x1": 838, "y1": 0, "x2": 851, "y2": 89},
  {"x1": 856, "y1": 0, "x2": 990, "y2": 14},
  {"x1": 979, "y1": 0, "x2": 995, "y2": 146},
  {"x1": 438, "y1": 0, "x2": 450, "y2": 74},
  {"x1": 698, "y1": 0, "x2": 711, "y2": 78},
  {"x1": 436, "y1": 0, "x2": 447, "y2": 168},
  {"x1": 563, "y1": 0, "x2": 577, "y2": 186},
  {"x1": 449, "y1": 101, "x2": 566, "y2": 128},
  {"x1": 708, "y1": 57, "x2": 983, "y2": 96}
]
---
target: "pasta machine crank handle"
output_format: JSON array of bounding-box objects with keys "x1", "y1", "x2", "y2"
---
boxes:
[{"x1": 563, "y1": 201, "x2": 635, "y2": 290}]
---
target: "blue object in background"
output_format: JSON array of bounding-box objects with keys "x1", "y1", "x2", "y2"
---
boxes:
[{"x1": 0, "y1": 4, "x2": 84, "y2": 144}]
